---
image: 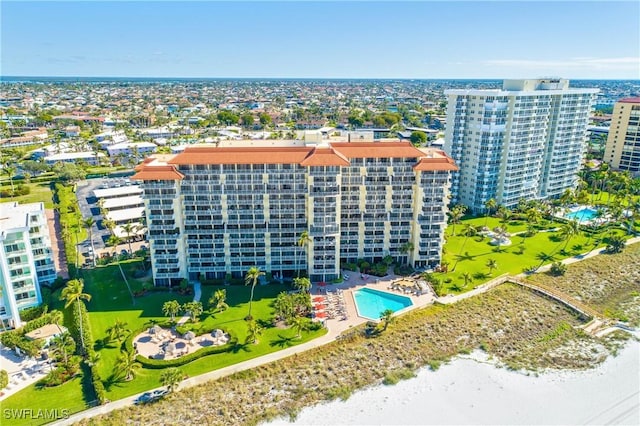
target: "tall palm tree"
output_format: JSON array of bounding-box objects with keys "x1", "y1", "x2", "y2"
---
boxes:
[
  {"x1": 484, "y1": 198, "x2": 497, "y2": 228},
  {"x1": 121, "y1": 222, "x2": 136, "y2": 254},
  {"x1": 82, "y1": 217, "x2": 96, "y2": 266},
  {"x1": 448, "y1": 205, "x2": 466, "y2": 236},
  {"x1": 3, "y1": 165, "x2": 16, "y2": 195},
  {"x1": 114, "y1": 347, "x2": 140, "y2": 381},
  {"x1": 559, "y1": 220, "x2": 580, "y2": 253},
  {"x1": 296, "y1": 231, "x2": 311, "y2": 278},
  {"x1": 244, "y1": 266, "x2": 265, "y2": 320},
  {"x1": 60, "y1": 279, "x2": 91, "y2": 353},
  {"x1": 486, "y1": 258, "x2": 498, "y2": 275}
]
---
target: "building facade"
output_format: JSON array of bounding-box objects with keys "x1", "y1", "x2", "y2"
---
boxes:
[
  {"x1": 603, "y1": 97, "x2": 640, "y2": 174},
  {"x1": 0, "y1": 202, "x2": 56, "y2": 328},
  {"x1": 444, "y1": 79, "x2": 598, "y2": 212},
  {"x1": 132, "y1": 141, "x2": 457, "y2": 286}
]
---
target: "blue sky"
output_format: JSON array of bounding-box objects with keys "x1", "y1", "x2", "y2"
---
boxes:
[{"x1": 2, "y1": 1, "x2": 639, "y2": 79}]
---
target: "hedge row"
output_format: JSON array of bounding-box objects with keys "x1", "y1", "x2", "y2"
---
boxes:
[{"x1": 134, "y1": 338, "x2": 237, "y2": 369}]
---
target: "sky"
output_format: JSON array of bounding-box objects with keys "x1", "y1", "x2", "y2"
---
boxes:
[{"x1": 1, "y1": 1, "x2": 639, "y2": 79}]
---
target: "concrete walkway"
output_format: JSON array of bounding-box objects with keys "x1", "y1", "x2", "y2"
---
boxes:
[{"x1": 53, "y1": 237, "x2": 640, "y2": 425}]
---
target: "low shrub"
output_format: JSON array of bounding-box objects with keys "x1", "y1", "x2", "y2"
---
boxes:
[
  {"x1": 382, "y1": 367, "x2": 416, "y2": 385},
  {"x1": 90, "y1": 364, "x2": 107, "y2": 404},
  {"x1": 0, "y1": 370, "x2": 8, "y2": 390}
]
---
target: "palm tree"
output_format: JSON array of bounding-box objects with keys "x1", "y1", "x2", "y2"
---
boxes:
[
  {"x1": 289, "y1": 316, "x2": 307, "y2": 339},
  {"x1": 114, "y1": 347, "x2": 140, "y2": 381},
  {"x1": 121, "y1": 222, "x2": 136, "y2": 254},
  {"x1": 400, "y1": 241, "x2": 414, "y2": 266},
  {"x1": 50, "y1": 332, "x2": 75, "y2": 365},
  {"x1": 484, "y1": 198, "x2": 497, "y2": 228},
  {"x1": 495, "y1": 206, "x2": 511, "y2": 226},
  {"x1": 296, "y1": 231, "x2": 311, "y2": 278},
  {"x1": 559, "y1": 220, "x2": 580, "y2": 253},
  {"x1": 244, "y1": 266, "x2": 264, "y2": 320},
  {"x1": 460, "y1": 272, "x2": 472, "y2": 290},
  {"x1": 60, "y1": 279, "x2": 91, "y2": 353},
  {"x1": 160, "y1": 368, "x2": 184, "y2": 393},
  {"x1": 245, "y1": 319, "x2": 262, "y2": 344},
  {"x1": 82, "y1": 217, "x2": 96, "y2": 266},
  {"x1": 292, "y1": 277, "x2": 311, "y2": 293},
  {"x1": 105, "y1": 320, "x2": 129, "y2": 343},
  {"x1": 208, "y1": 289, "x2": 228, "y2": 313},
  {"x1": 606, "y1": 234, "x2": 626, "y2": 253},
  {"x1": 380, "y1": 309, "x2": 394, "y2": 331},
  {"x1": 448, "y1": 205, "x2": 466, "y2": 236},
  {"x1": 162, "y1": 300, "x2": 181, "y2": 323},
  {"x1": 182, "y1": 301, "x2": 203, "y2": 323},
  {"x1": 106, "y1": 234, "x2": 122, "y2": 257},
  {"x1": 486, "y1": 258, "x2": 498, "y2": 275},
  {"x1": 3, "y1": 165, "x2": 16, "y2": 195}
]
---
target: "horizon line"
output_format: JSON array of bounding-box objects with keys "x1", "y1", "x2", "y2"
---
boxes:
[{"x1": 2, "y1": 75, "x2": 639, "y2": 81}]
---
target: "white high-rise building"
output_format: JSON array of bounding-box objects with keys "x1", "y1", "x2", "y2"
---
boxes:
[
  {"x1": 132, "y1": 140, "x2": 457, "y2": 286},
  {"x1": 0, "y1": 202, "x2": 56, "y2": 328},
  {"x1": 444, "y1": 79, "x2": 598, "y2": 212}
]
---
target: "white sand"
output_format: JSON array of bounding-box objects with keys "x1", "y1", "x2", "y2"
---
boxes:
[{"x1": 268, "y1": 342, "x2": 640, "y2": 425}]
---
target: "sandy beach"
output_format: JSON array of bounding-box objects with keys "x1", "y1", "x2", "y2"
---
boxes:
[{"x1": 269, "y1": 341, "x2": 639, "y2": 426}]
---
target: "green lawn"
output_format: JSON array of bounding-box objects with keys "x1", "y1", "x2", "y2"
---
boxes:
[
  {"x1": 435, "y1": 216, "x2": 631, "y2": 293},
  {"x1": 0, "y1": 371, "x2": 92, "y2": 426},
  {"x1": 4, "y1": 262, "x2": 326, "y2": 422},
  {"x1": 88, "y1": 271, "x2": 325, "y2": 401},
  {"x1": 2, "y1": 182, "x2": 55, "y2": 209}
]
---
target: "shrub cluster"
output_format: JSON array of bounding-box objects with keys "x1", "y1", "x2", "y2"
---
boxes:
[
  {"x1": 0, "y1": 184, "x2": 31, "y2": 198},
  {"x1": 135, "y1": 338, "x2": 237, "y2": 369}
]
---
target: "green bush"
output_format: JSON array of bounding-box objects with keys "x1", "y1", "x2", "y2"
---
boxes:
[
  {"x1": 0, "y1": 370, "x2": 8, "y2": 390},
  {"x1": 382, "y1": 367, "x2": 416, "y2": 385},
  {"x1": 19, "y1": 304, "x2": 49, "y2": 322},
  {"x1": 90, "y1": 365, "x2": 107, "y2": 404}
]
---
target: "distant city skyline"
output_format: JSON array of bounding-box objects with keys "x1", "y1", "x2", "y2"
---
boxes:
[{"x1": 2, "y1": 1, "x2": 639, "y2": 79}]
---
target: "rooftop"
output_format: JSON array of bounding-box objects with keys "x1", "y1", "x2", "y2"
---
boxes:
[
  {"x1": 0, "y1": 202, "x2": 45, "y2": 236},
  {"x1": 93, "y1": 186, "x2": 143, "y2": 199},
  {"x1": 25, "y1": 324, "x2": 68, "y2": 341},
  {"x1": 618, "y1": 97, "x2": 640, "y2": 104}
]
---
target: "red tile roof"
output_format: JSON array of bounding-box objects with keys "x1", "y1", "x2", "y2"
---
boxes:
[
  {"x1": 331, "y1": 141, "x2": 426, "y2": 158},
  {"x1": 300, "y1": 146, "x2": 350, "y2": 167},
  {"x1": 168, "y1": 146, "x2": 313, "y2": 165},
  {"x1": 131, "y1": 165, "x2": 184, "y2": 181},
  {"x1": 619, "y1": 97, "x2": 640, "y2": 104}
]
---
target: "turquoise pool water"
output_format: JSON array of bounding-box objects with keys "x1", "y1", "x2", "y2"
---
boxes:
[
  {"x1": 565, "y1": 208, "x2": 598, "y2": 222},
  {"x1": 353, "y1": 288, "x2": 413, "y2": 320}
]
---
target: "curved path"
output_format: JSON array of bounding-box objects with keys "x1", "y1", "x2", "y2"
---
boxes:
[{"x1": 53, "y1": 237, "x2": 640, "y2": 425}]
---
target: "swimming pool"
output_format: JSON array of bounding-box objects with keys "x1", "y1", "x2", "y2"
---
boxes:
[
  {"x1": 353, "y1": 288, "x2": 413, "y2": 320},
  {"x1": 565, "y1": 207, "x2": 598, "y2": 223}
]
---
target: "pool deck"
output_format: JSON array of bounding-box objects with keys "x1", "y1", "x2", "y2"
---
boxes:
[{"x1": 316, "y1": 272, "x2": 437, "y2": 335}]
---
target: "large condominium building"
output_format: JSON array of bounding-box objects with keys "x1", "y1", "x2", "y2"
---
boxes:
[
  {"x1": 444, "y1": 79, "x2": 598, "y2": 212},
  {"x1": 132, "y1": 141, "x2": 457, "y2": 286},
  {"x1": 1, "y1": 202, "x2": 56, "y2": 328},
  {"x1": 604, "y1": 97, "x2": 640, "y2": 174}
]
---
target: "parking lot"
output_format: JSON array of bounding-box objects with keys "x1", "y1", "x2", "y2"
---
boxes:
[{"x1": 75, "y1": 176, "x2": 145, "y2": 259}]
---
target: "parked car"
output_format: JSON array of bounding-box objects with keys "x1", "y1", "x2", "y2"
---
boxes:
[{"x1": 134, "y1": 389, "x2": 168, "y2": 405}]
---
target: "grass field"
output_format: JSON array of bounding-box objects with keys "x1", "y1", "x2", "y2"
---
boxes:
[
  {"x1": 2, "y1": 182, "x2": 55, "y2": 209},
  {"x1": 436, "y1": 214, "x2": 632, "y2": 294}
]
